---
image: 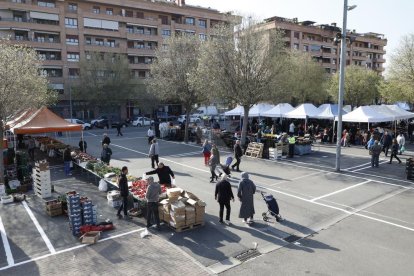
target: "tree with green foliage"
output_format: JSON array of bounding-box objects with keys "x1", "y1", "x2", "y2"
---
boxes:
[
  {"x1": 147, "y1": 34, "x2": 205, "y2": 143},
  {"x1": 281, "y1": 50, "x2": 327, "y2": 105},
  {"x1": 328, "y1": 65, "x2": 381, "y2": 108},
  {"x1": 0, "y1": 40, "x2": 57, "y2": 183},
  {"x1": 195, "y1": 16, "x2": 287, "y2": 145},
  {"x1": 380, "y1": 34, "x2": 414, "y2": 103},
  {"x1": 74, "y1": 52, "x2": 136, "y2": 115}
]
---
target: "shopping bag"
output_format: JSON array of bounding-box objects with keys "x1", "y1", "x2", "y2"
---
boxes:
[
  {"x1": 98, "y1": 179, "x2": 108, "y2": 192},
  {"x1": 70, "y1": 161, "x2": 73, "y2": 168},
  {"x1": 171, "y1": 178, "x2": 176, "y2": 186},
  {"x1": 401, "y1": 145, "x2": 406, "y2": 153}
]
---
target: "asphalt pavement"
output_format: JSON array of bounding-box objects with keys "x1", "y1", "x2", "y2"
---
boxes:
[{"x1": 1, "y1": 126, "x2": 413, "y2": 275}]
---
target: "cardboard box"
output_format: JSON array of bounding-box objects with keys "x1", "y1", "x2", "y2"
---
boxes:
[
  {"x1": 171, "y1": 201, "x2": 185, "y2": 214},
  {"x1": 167, "y1": 188, "x2": 182, "y2": 199},
  {"x1": 80, "y1": 231, "x2": 100, "y2": 244},
  {"x1": 163, "y1": 210, "x2": 170, "y2": 223},
  {"x1": 186, "y1": 198, "x2": 197, "y2": 206},
  {"x1": 158, "y1": 206, "x2": 164, "y2": 221},
  {"x1": 184, "y1": 191, "x2": 199, "y2": 201},
  {"x1": 186, "y1": 216, "x2": 195, "y2": 225},
  {"x1": 169, "y1": 220, "x2": 186, "y2": 228},
  {"x1": 46, "y1": 200, "x2": 62, "y2": 211},
  {"x1": 46, "y1": 208, "x2": 63, "y2": 217}
]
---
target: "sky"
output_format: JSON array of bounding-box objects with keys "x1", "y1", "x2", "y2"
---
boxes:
[{"x1": 186, "y1": 0, "x2": 414, "y2": 69}]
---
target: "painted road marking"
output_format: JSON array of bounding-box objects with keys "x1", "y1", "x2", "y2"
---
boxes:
[
  {"x1": 310, "y1": 180, "x2": 371, "y2": 202},
  {"x1": 350, "y1": 160, "x2": 390, "y2": 172},
  {"x1": 22, "y1": 201, "x2": 56, "y2": 254},
  {"x1": 270, "y1": 171, "x2": 324, "y2": 186},
  {"x1": 0, "y1": 216, "x2": 14, "y2": 267},
  {"x1": 169, "y1": 151, "x2": 202, "y2": 158}
]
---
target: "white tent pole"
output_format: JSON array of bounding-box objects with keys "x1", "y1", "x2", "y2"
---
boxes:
[
  {"x1": 332, "y1": 119, "x2": 335, "y2": 143},
  {"x1": 81, "y1": 131, "x2": 84, "y2": 152}
]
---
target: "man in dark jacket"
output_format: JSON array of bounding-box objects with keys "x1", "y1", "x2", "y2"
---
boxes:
[
  {"x1": 380, "y1": 131, "x2": 392, "y2": 156},
  {"x1": 116, "y1": 122, "x2": 123, "y2": 137},
  {"x1": 215, "y1": 175, "x2": 234, "y2": 224},
  {"x1": 78, "y1": 138, "x2": 87, "y2": 153},
  {"x1": 145, "y1": 163, "x2": 175, "y2": 187},
  {"x1": 231, "y1": 140, "x2": 243, "y2": 172},
  {"x1": 117, "y1": 166, "x2": 130, "y2": 219}
]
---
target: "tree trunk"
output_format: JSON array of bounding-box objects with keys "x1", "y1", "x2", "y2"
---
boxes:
[
  {"x1": 184, "y1": 110, "x2": 190, "y2": 143},
  {"x1": 240, "y1": 105, "x2": 250, "y2": 147},
  {"x1": 0, "y1": 119, "x2": 4, "y2": 184}
]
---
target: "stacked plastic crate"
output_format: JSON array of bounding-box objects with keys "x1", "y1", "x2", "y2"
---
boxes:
[
  {"x1": 81, "y1": 199, "x2": 97, "y2": 225},
  {"x1": 33, "y1": 161, "x2": 51, "y2": 198},
  {"x1": 67, "y1": 193, "x2": 82, "y2": 236}
]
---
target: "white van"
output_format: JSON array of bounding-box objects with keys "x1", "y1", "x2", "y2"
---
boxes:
[{"x1": 192, "y1": 106, "x2": 218, "y2": 119}]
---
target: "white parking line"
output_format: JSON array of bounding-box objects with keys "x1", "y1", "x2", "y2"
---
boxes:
[
  {"x1": 169, "y1": 151, "x2": 202, "y2": 158},
  {"x1": 270, "y1": 171, "x2": 324, "y2": 186},
  {"x1": 310, "y1": 180, "x2": 371, "y2": 202},
  {"x1": 344, "y1": 162, "x2": 373, "y2": 171},
  {"x1": 0, "y1": 216, "x2": 14, "y2": 267},
  {"x1": 350, "y1": 161, "x2": 390, "y2": 172},
  {"x1": 22, "y1": 201, "x2": 56, "y2": 254}
]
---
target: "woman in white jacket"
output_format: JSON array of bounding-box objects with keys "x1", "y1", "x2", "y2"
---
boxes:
[{"x1": 397, "y1": 133, "x2": 405, "y2": 154}]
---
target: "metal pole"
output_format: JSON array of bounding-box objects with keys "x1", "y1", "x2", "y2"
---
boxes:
[{"x1": 335, "y1": 0, "x2": 348, "y2": 171}]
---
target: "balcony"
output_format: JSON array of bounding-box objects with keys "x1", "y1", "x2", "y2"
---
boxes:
[
  {"x1": 372, "y1": 58, "x2": 386, "y2": 63},
  {"x1": 129, "y1": 63, "x2": 150, "y2": 70},
  {"x1": 84, "y1": 44, "x2": 121, "y2": 53},
  {"x1": 82, "y1": 28, "x2": 121, "y2": 38},
  {"x1": 0, "y1": 17, "x2": 61, "y2": 32},
  {"x1": 126, "y1": 32, "x2": 160, "y2": 42},
  {"x1": 127, "y1": 47, "x2": 156, "y2": 56}
]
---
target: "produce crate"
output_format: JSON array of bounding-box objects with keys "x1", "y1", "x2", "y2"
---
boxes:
[{"x1": 168, "y1": 221, "x2": 204, "y2": 232}]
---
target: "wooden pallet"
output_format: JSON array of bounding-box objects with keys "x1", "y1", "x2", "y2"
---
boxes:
[
  {"x1": 245, "y1": 142, "x2": 264, "y2": 158},
  {"x1": 169, "y1": 222, "x2": 205, "y2": 232}
]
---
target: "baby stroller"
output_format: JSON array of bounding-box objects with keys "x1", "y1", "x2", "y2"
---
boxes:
[
  {"x1": 218, "y1": 156, "x2": 233, "y2": 177},
  {"x1": 261, "y1": 192, "x2": 282, "y2": 222}
]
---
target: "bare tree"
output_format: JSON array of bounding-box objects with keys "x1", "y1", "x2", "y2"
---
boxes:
[
  {"x1": 147, "y1": 34, "x2": 205, "y2": 143},
  {"x1": 328, "y1": 65, "x2": 381, "y2": 108},
  {"x1": 74, "y1": 52, "x2": 137, "y2": 115},
  {"x1": 195, "y1": 16, "x2": 287, "y2": 145},
  {"x1": 381, "y1": 34, "x2": 414, "y2": 103},
  {"x1": 0, "y1": 40, "x2": 56, "y2": 183}
]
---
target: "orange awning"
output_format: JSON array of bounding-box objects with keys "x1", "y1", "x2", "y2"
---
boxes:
[{"x1": 8, "y1": 107, "x2": 82, "y2": 134}]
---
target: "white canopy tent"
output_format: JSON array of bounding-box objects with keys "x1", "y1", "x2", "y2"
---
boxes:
[
  {"x1": 248, "y1": 103, "x2": 275, "y2": 117},
  {"x1": 396, "y1": 102, "x2": 410, "y2": 111},
  {"x1": 315, "y1": 104, "x2": 347, "y2": 120},
  {"x1": 340, "y1": 106, "x2": 394, "y2": 123},
  {"x1": 382, "y1": 105, "x2": 414, "y2": 120},
  {"x1": 284, "y1": 103, "x2": 320, "y2": 119},
  {"x1": 261, "y1": 103, "x2": 294, "y2": 118},
  {"x1": 224, "y1": 105, "x2": 244, "y2": 116}
]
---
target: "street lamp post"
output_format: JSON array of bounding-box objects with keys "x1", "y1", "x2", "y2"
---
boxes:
[{"x1": 335, "y1": 0, "x2": 356, "y2": 171}]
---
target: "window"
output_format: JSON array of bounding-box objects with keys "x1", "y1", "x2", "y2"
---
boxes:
[
  {"x1": 332, "y1": 59, "x2": 337, "y2": 65},
  {"x1": 293, "y1": 43, "x2": 299, "y2": 50},
  {"x1": 127, "y1": 26, "x2": 134, "y2": 33},
  {"x1": 86, "y1": 53, "x2": 91, "y2": 60},
  {"x1": 310, "y1": 45, "x2": 321, "y2": 52},
  {"x1": 96, "y1": 71, "x2": 105, "y2": 77},
  {"x1": 95, "y1": 39, "x2": 104, "y2": 46},
  {"x1": 162, "y1": 44, "x2": 168, "y2": 50},
  {"x1": 68, "y1": 3, "x2": 77, "y2": 12},
  {"x1": 185, "y1": 17, "x2": 195, "y2": 25},
  {"x1": 65, "y1": 18, "x2": 78, "y2": 28},
  {"x1": 332, "y1": 69, "x2": 337, "y2": 74},
  {"x1": 138, "y1": 71, "x2": 146, "y2": 78},
  {"x1": 107, "y1": 40, "x2": 115, "y2": 47},
  {"x1": 85, "y1": 37, "x2": 91, "y2": 45},
  {"x1": 106, "y1": 8, "x2": 113, "y2": 15},
  {"x1": 38, "y1": 1, "x2": 55, "y2": 8},
  {"x1": 199, "y1": 19, "x2": 207, "y2": 28},
  {"x1": 199, "y1": 33, "x2": 207, "y2": 41},
  {"x1": 69, "y1": 68, "x2": 79, "y2": 78},
  {"x1": 92, "y1": 6, "x2": 100, "y2": 14},
  {"x1": 333, "y1": 48, "x2": 338, "y2": 55},
  {"x1": 160, "y1": 15, "x2": 168, "y2": 25},
  {"x1": 294, "y1": 32, "x2": 300, "y2": 39},
  {"x1": 136, "y1": 27, "x2": 144, "y2": 34},
  {"x1": 303, "y1": 45, "x2": 309, "y2": 52},
  {"x1": 67, "y1": 52, "x2": 79, "y2": 62},
  {"x1": 125, "y1": 10, "x2": 133, "y2": 17},
  {"x1": 136, "y1": 12, "x2": 144, "y2": 19},
  {"x1": 325, "y1": 68, "x2": 331, "y2": 73},
  {"x1": 12, "y1": 0, "x2": 24, "y2": 3},
  {"x1": 66, "y1": 35, "x2": 78, "y2": 45},
  {"x1": 162, "y1": 29, "x2": 171, "y2": 37}
]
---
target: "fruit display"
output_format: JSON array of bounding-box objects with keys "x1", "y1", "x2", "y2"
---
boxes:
[
  {"x1": 72, "y1": 151, "x2": 97, "y2": 163},
  {"x1": 129, "y1": 179, "x2": 167, "y2": 200}
]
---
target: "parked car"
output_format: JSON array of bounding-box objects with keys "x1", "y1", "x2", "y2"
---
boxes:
[
  {"x1": 177, "y1": 115, "x2": 201, "y2": 123},
  {"x1": 91, "y1": 116, "x2": 108, "y2": 128},
  {"x1": 65, "y1": 119, "x2": 92, "y2": 130},
  {"x1": 132, "y1": 117, "x2": 154, "y2": 127}
]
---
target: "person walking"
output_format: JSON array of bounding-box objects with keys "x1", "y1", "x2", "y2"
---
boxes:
[
  {"x1": 370, "y1": 140, "x2": 382, "y2": 168},
  {"x1": 389, "y1": 138, "x2": 402, "y2": 164},
  {"x1": 149, "y1": 139, "x2": 159, "y2": 169},
  {"x1": 27, "y1": 136, "x2": 35, "y2": 161},
  {"x1": 145, "y1": 163, "x2": 175, "y2": 188},
  {"x1": 116, "y1": 122, "x2": 123, "y2": 137},
  {"x1": 201, "y1": 140, "x2": 212, "y2": 166},
  {"x1": 367, "y1": 136, "x2": 375, "y2": 150},
  {"x1": 102, "y1": 133, "x2": 111, "y2": 147},
  {"x1": 117, "y1": 166, "x2": 130, "y2": 219},
  {"x1": 147, "y1": 126, "x2": 155, "y2": 144},
  {"x1": 231, "y1": 140, "x2": 243, "y2": 172},
  {"x1": 208, "y1": 153, "x2": 219, "y2": 183},
  {"x1": 145, "y1": 176, "x2": 161, "y2": 230},
  {"x1": 212, "y1": 143, "x2": 220, "y2": 163},
  {"x1": 238, "y1": 172, "x2": 256, "y2": 225},
  {"x1": 195, "y1": 124, "x2": 202, "y2": 145},
  {"x1": 78, "y1": 138, "x2": 87, "y2": 153},
  {"x1": 215, "y1": 175, "x2": 234, "y2": 225},
  {"x1": 380, "y1": 131, "x2": 392, "y2": 156},
  {"x1": 101, "y1": 144, "x2": 112, "y2": 165},
  {"x1": 397, "y1": 133, "x2": 405, "y2": 154},
  {"x1": 63, "y1": 146, "x2": 72, "y2": 176}
]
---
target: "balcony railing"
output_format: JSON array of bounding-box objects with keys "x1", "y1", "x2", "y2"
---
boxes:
[{"x1": 85, "y1": 42, "x2": 120, "y2": 48}]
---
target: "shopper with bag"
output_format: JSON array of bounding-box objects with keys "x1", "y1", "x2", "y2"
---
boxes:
[
  {"x1": 370, "y1": 140, "x2": 382, "y2": 168},
  {"x1": 145, "y1": 176, "x2": 161, "y2": 230},
  {"x1": 238, "y1": 172, "x2": 256, "y2": 225},
  {"x1": 101, "y1": 144, "x2": 112, "y2": 165},
  {"x1": 389, "y1": 139, "x2": 402, "y2": 164},
  {"x1": 148, "y1": 139, "x2": 159, "y2": 168},
  {"x1": 63, "y1": 146, "x2": 72, "y2": 176},
  {"x1": 397, "y1": 133, "x2": 405, "y2": 154},
  {"x1": 201, "y1": 140, "x2": 212, "y2": 166},
  {"x1": 117, "y1": 166, "x2": 131, "y2": 220}
]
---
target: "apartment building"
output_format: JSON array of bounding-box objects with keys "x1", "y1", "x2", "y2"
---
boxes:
[
  {"x1": 261, "y1": 16, "x2": 387, "y2": 75},
  {"x1": 0, "y1": 0, "x2": 228, "y2": 118}
]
